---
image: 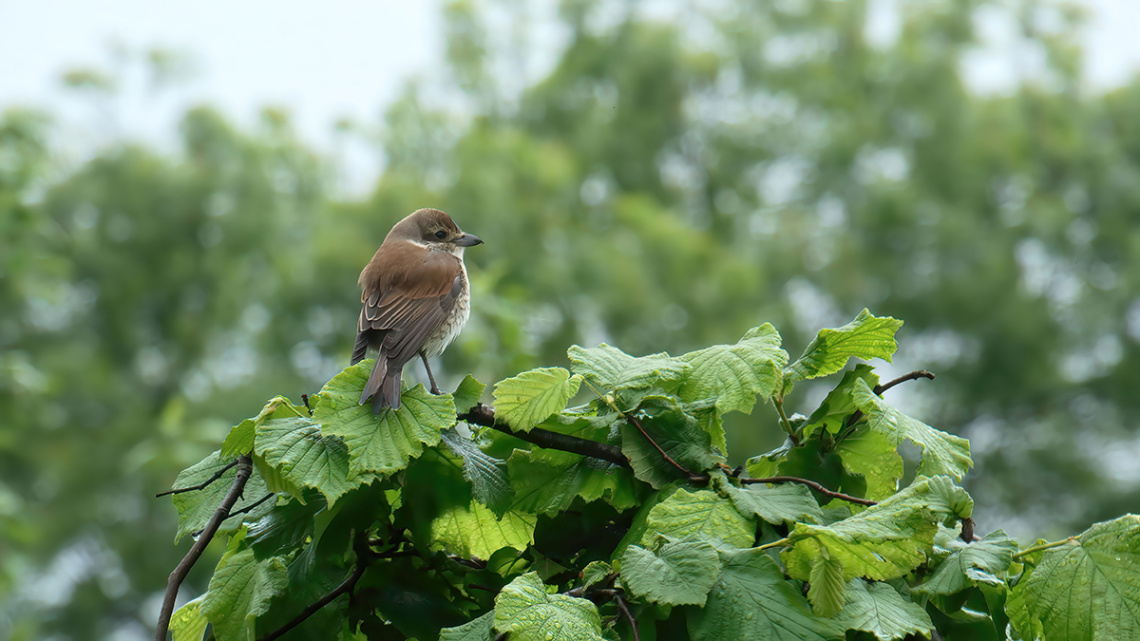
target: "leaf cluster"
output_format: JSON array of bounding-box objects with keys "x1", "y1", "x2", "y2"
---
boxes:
[{"x1": 163, "y1": 311, "x2": 1140, "y2": 641}]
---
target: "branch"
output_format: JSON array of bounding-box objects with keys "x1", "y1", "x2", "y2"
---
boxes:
[
  {"x1": 460, "y1": 403, "x2": 631, "y2": 470},
  {"x1": 259, "y1": 533, "x2": 372, "y2": 641},
  {"x1": 741, "y1": 475, "x2": 878, "y2": 506},
  {"x1": 155, "y1": 455, "x2": 252, "y2": 641},
  {"x1": 614, "y1": 593, "x2": 640, "y2": 641},
  {"x1": 874, "y1": 369, "x2": 935, "y2": 395},
  {"x1": 1013, "y1": 536, "x2": 1077, "y2": 561},
  {"x1": 155, "y1": 460, "x2": 238, "y2": 497}
]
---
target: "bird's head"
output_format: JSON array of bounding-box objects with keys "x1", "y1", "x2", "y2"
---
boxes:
[{"x1": 390, "y1": 208, "x2": 483, "y2": 252}]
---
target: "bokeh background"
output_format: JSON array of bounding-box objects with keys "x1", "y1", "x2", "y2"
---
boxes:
[{"x1": 3, "y1": 0, "x2": 1140, "y2": 639}]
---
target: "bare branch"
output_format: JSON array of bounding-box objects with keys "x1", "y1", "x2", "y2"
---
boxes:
[
  {"x1": 460, "y1": 403, "x2": 631, "y2": 470},
  {"x1": 155, "y1": 455, "x2": 252, "y2": 641},
  {"x1": 155, "y1": 460, "x2": 238, "y2": 498}
]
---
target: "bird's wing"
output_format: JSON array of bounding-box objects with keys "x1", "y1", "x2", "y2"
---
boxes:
[{"x1": 360, "y1": 250, "x2": 463, "y2": 363}]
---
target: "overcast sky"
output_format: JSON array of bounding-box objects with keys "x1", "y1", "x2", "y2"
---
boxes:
[{"x1": 1, "y1": 0, "x2": 1138, "y2": 149}]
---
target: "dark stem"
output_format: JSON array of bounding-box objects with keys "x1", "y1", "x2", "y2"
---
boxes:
[
  {"x1": 225, "y1": 493, "x2": 275, "y2": 518},
  {"x1": 258, "y1": 533, "x2": 372, "y2": 641},
  {"x1": 624, "y1": 412, "x2": 706, "y2": 483},
  {"x1": 301, "y1": 393, "x2": 313, "y2": 416},
  {"x1": 875, "y1": 369, "x2": 935, "y2": 395},
  {"x1": 614, "y1": 593, "x2": 640, "y2": 641},
  {"x1": 741, "y1": 475, "x2": 878, "y2": 507},
  {"x1": 154, "y1": 455, "x2": 252, "y2": 641},
  {"x1": 460, "y1": 403, "x2": 631, "y2": 470},
  {"x1": 155, "y1": 460, "x2": 238, "y2": 497}
]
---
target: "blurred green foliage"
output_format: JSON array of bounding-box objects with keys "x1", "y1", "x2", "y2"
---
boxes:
[{"x1": 2, "y1": 0, "x2": 1138, "y2": 639}]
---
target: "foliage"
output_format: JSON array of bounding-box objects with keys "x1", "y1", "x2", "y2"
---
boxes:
[{"x1": 159, "y1": 312, "x2": 1140, "y2": 640}]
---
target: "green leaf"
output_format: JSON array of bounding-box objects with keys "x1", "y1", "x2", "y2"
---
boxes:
[
  {"x1": 200, "y1": 538, "x2": 288, "y2": 641},
  {"x1": 170, "y1": 595, "x2": 209, "y2": 641},
  {"x1": 678, "y1": 323, "x2": 788, "y2": 415},
  {"x1": 716, "y1": 476, "x2": 824, "y2": 526},
  {"x1": 621, "y1": 536, "x2": 721, "y2": 606},
  {"x1": 621, "y1": 395, "x2": 720, "y2": 489},
  {"x1": 800, "y1": 365, "x2": 880, "y2": 436},
  {"x1": 430, "y1": 499, "x2": 536, "y2": 559},
  {"x1": 441, "y1": 611, "x2": 495, "y2": 641},
  {"x1": 245, "y1": 497, "x2": 321, "y2": 557},
  {"x1": 912, "y1": 529, "x2": 1017, "y2": 596},
  {"x1": 567, "y1": 343, "x2": 689, "y2": 392},
  {"x1": 507, "y1": 448, "x2": 639, "y2": 515},
  {"x1": 808, "y1": 551, "x2": 847, "y2": 617},
  {"x1": 834, "y1": 429, "x2": 903, "y2": 501},
  {"x1": 1007, "y1": 515, "x2": 1140, "y2": 641},
  {"x1": 782, "y1": 476, "x2": 973, "y2": 583},
  {"x1": 315, "y1": 362, "x2": 456, "y2": 477},
  {"x1": 784, "y1": 309, "x2": 903, "y2": 387},
  {"x1": 493, "y1": 572, "x2": 606, "y2": 641},
  {"x1": 221, "y1": 396, "x2": 304, "y2": 457},
  {"x1": 851, "y1": 378, "x2": 972, "y2": 481},
  {"x1": 254, "y1": 416, "x2": 369, "y2": 507},
  {"x1": 832, "y1": 579, "x2": 934, "y2": 640},
  {"x1": 493, "y1": 367, "x2": 583, "y2": 431},
  {"x1": 644, "y1": 488, "x2": 755, "y2": 550},
  {"x1": 453, "y1": 374, "x2": 487, "y2": 415},
  {"x1": 581, "y1": 561, "x2": 613, "y2": 590},
  {"x1": 170, "y1": 451, "x2": 273, "y2": 544},
  {"x1": 440, "y1": 429, "x2": 513, "y2": 515},
  {"x1": 687, "y1": 548, "x2": 845, "y2": 641}
]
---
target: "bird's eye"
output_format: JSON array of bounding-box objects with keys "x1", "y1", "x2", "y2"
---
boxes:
[{"x1": 434, "y1": 230, "x2": 447, "y2": 240}]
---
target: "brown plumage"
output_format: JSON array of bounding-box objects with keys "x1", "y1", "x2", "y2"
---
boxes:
[{"x1": 351, "y1": 208, "x2": 483, "y2": 412}]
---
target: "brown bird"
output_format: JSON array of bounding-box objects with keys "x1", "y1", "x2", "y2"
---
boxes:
[{"x1": 351, "y1": 208, "x2": 483, "y2": 412}]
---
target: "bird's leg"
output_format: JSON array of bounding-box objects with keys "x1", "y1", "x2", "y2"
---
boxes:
[{"x1": 420, "y1": 352, "x2": 441, "y2": 395}]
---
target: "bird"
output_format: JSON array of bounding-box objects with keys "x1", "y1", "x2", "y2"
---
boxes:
[{"x1": 350, "y1": 208, "x2": 483, "y2": 412}]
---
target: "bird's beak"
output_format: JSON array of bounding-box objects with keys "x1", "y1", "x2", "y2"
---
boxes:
[{"x1": 455, "y1": 233, "x2": 484, "y2": 247}]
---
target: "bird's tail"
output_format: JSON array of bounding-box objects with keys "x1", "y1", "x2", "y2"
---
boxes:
[
  {"x1": 350, "y1": 330, "x2": 369, "y2": 365},
  {"x1": 361, "y1": 356, "x2": 402, "y2": 413}
]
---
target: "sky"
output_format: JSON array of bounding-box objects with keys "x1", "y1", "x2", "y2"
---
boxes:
[{"x1": 1, "y1": 0, "x2": 1139, "y2": 150}]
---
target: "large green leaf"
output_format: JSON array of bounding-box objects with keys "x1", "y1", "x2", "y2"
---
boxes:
[
  {"x1": 567, "y1": 343, "x2": 690, "y2": 392},
  {"x1": 800, "y1": 365, "x2": 880, "y2": 436},
  {"x1": 220, "y1": 396, "x2": 305, "y2": 457},
  {"x1": 687, "y1": 548, "x2": 845, "y2": 641},
  {"x1": 1007, "y1": 515, "x2": 1140, "y2": 641},
  {"x1": 832, "y1": 579, "x2": 934, "y2": 640},
  {"x1": 808, "y1": 550, "x2": 847, "y2": 617},
  {"x1": 506, "y1": 448, "x2": 639, "y2": 515},
  {"x1": 200, "y1": 538, "x2": 288, "y2": 641},
  {"x1": 644, "y1": 488, "x2": 755, "y2": 549},
  {"x1": 716, "y1": 476, "x2": 824, "y2": 526},
  {"x1": 315, "y1": 362, "x2": 456, "y2": 477},
  {"x1": 851, "y1": 378, "x2": 972, "y2": 481},
  {"x1": 784, "y1": 309, "x2": 902, "y2": 387},
  {"x1": 621, "y1": 536, "x2": 721, "y2": 606},
  {"x1": 678, "y1": 323, "x2": 788, "y2": 415},
  {"x1": 493, "y1": 572, "x2": 606, "y2": 641},
  {"x1": 430, "y1": 499, "x2": 536, "y2": 559},
  {"x1": 621, "y1": 395, "x2": 720, "y2": 489},
  {"x1": 493, "y1": 367, "x2": 583, "y2": 431},
  {"x1": 782, "y1": 476, "x2": 973, "y2": 583},
  {"x1": 169, "y1": 451, "x2": 273, "y2": 543},
  {"x1": 912, "y1": 528, "x2": 1017, "y2": 596},
  {"x1": 254, "y1": 416, "x2": 367, "y2": 507},
  {"x1": 440, "y1": 429, "x2": 513, "y2": 515}
]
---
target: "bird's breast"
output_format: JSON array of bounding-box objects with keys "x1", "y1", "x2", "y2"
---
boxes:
[{"x1": 422, "y1": 262, "x2": 471, "y2": 358}]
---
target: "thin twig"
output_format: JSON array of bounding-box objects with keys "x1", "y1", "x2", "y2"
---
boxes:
[
  {"x1": 226, "y1": 493, "x2": 275, "y2": 518},
  {"x1": 301, "y1": 393, "x2": 313, "y2": 415},
  {"x1": 155, "y1": 455, "x2": 252, "y2": 641},
  {"x1": 460, "y1": 403, "x2": 631, "y2": 470},
  {"x1": 259, "y1": 533, "x2": 372, "y2": 641},
  {"x1": 614, "y1": 593, "x2": 640, "y2": 641},
  {"x1": 741, "y1": 476, "x2": 878, "y2": 506},
  {"x1": 874, "y1": 370, "x2": 935, "y2": 395},
  {"x1": 623, "y1": 412, "x2": 707, "y2": 483},
  {"x1": 155, "y1": 460, "x2": 238, "y2": 497},
  {"x1": 772, "y1": 397, "x2": 799, "y2": 445}
]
